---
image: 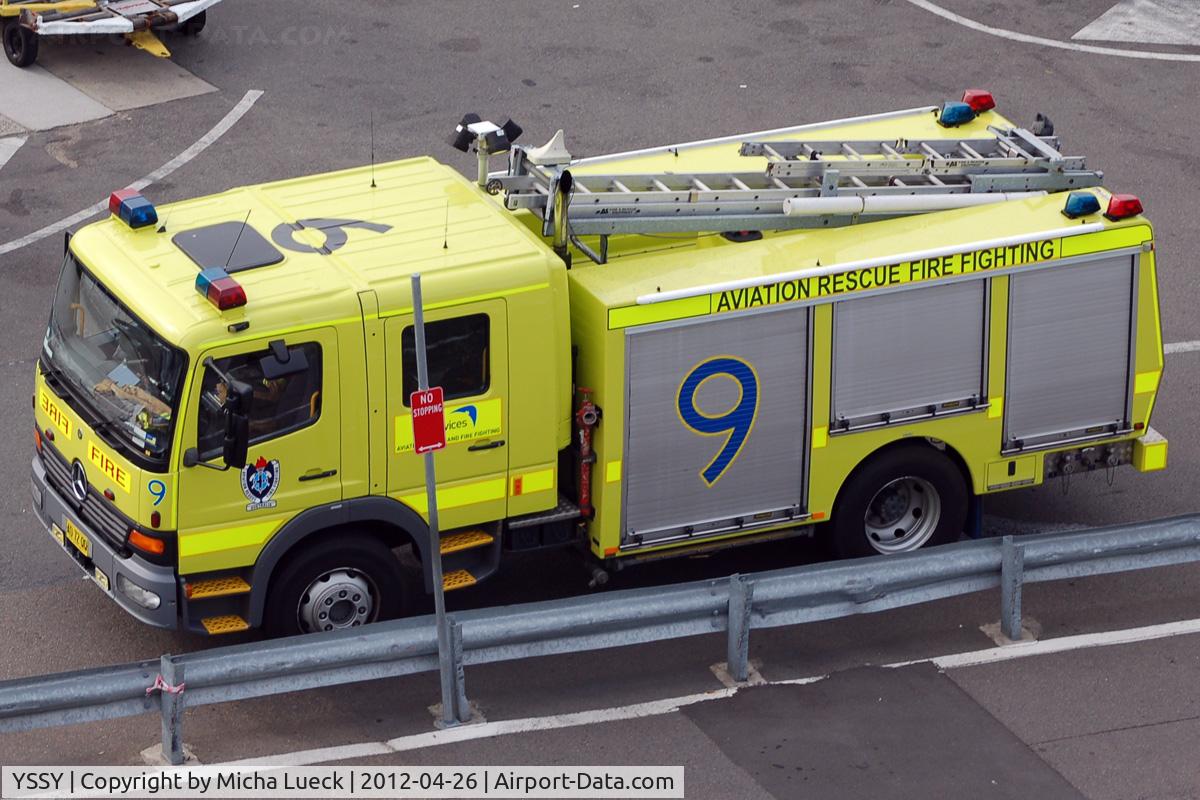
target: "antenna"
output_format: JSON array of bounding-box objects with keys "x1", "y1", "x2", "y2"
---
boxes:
[
  {"x1": 370, "y1": 111, "x2": 377, "y2": 189},
  {"x1": 225, "y1": 211, "x2": 252, "y2": 269},
  {"x1": 442, "y1": 199, "x2": 449, "y2": 250}
]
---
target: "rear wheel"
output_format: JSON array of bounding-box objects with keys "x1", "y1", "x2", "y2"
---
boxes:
[
  {"x1": 3, "y1": 22, "x2": 38, "y2": 68},
  {"x1": 264, "y1": 534, "x2": 406, "y2": 638},
  {"x1": 830, "y1": 445, "x2": 967, "y2": 559}
]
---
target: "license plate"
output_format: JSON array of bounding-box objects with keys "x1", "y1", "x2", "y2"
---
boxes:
[
  {"x1": 65, "y1": 519, "x2": 91, "y2": 559},
  {"x1": 93, "y1": 567, "x2": 110, "y2": 592},
  {"x1": 50, "y1": 523, "x2": 65, "y2": 546}
]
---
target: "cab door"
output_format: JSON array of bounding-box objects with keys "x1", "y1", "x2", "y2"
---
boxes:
[
  {"x1": 176, "y1": 329, "x2": 342, "y2": 575},
  {"x1": 385, "y1": 300, "x2": 509, "y2": 529}
]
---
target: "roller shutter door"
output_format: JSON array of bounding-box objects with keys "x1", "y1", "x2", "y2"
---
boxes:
[
  {"x1": 623, "y1": 308, "x2": 808, "y2": 545},
  {"x1": 1005, "y1": 255, "x2": 1135, "y2": 449},
  {"x1": 832, "y1": 280, "x2": 987, "y2": 429}
]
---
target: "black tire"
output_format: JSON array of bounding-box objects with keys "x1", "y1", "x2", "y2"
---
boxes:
[
  {"x1": 180, "y1": 10, "x2": 206, "y2": 36},
  {"x1": 263, "y1": 534, "x2": 406, "y2": 638},
  {"x1": 829, "y1": 444, "x2": 967, "y2": 559},
  {"x1": 3, "y1": 22, "x2": 38, "y2": 68}
]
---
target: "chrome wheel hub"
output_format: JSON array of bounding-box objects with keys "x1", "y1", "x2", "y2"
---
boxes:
[
  {"x1": 863, "y1": 476, "x2": 941, "y2": 554},
  {"x1": 297, "y1": 569, "x2": 375, "y2": 633}
]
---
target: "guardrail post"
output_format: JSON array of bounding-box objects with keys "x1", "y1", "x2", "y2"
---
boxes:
[
  {"x1": 726, "y1": 574, "x2": 753, "y2": 683},
  {"x1": 159, "y1": 655, "x2": 184, "y2": 766},
  {"x1": 450, "y1": 618, "x2": 471, "y2": 724},
  {"x1": 1001, "y1": 536, "x2": 1025, "y2": 641}
]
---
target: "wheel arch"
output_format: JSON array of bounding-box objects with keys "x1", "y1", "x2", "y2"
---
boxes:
[
  {"x1": 247, "y1": 496, "x2": 429, "y2": 627},
  {"x1": 831, "y1": 436, "x2": 975, "y2": 519}
]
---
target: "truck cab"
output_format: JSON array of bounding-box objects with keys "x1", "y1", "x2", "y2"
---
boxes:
[{"x1": 32, "y1": 158, "x2": 571, "y2": 636}]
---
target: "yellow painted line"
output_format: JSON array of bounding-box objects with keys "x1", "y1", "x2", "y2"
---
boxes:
[
  {"x1": 1135, "y1": 370, "x2": 1161, "y2": 395},
  {"x1": 988, "y1": 398, "x2": 1004, "y2": 419},
  {"x1": 400, "y1": 477, "x2": 507, "y2": 514},
  {"x1": 609, "y1": 295, "x2": 712, "y2": 330},
  {"x1": 1060, "y1": 225, "x2": 1150, "y2": 258},
  {"x1": 606, "y1": 460, "x2": 622, "y2": 483},
  {"x1": 811, "y1": 425, "x2": 828, "y2": 449}
]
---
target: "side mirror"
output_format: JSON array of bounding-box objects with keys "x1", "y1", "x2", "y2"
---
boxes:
[{"x1": 222, "y1": 379, "x2": 253, "y2": 469}]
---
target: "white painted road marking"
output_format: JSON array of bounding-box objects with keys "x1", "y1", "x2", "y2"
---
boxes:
[
  {"x1": 217, "y1": 617, "x2": 1200, "y2": 767},
  {"x1": 1165, "y1": 340, "x2": 1200, "y2": 354},
  {"x1": 1074, "y1": 0, "x2": 1200, "y2": 47},
  {"x1": 0, "y1": 136, "x2": 26, "y2": 171},
  {"x1": 0, "y1": 89, "x2": 263, "y2": 258},
  {"x1": 903, "y1": 0, "x2": 1200, "y2": 62}
]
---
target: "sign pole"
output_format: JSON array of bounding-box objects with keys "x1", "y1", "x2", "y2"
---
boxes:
[{"x1": 411, "y1": 273, "x2": 459, "y2": 727}]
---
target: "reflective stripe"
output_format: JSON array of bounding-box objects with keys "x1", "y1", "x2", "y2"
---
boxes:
[
  {"x1": 1135, "y1": 370, "x2": 1161, "y2": 394},
  {"x1": 399, "y1": 477, "x2": 507, "y2": 514},
  {"x1": 606, "y1": 460, "x2": 622, "y2": 483},
  {"x1": 608, "y1": 296, "x2": 712, "y2": 330},
  {"x1": 517, "y1": 468, "x2": 554, "y2": 495},
  {"x1": 811, "y1": 425, "x2": 828, "y2": 449},
  {"x1": 178, "y1": 517, "x2": 285, "y2": 574},
  {"x1": 180, "y1": 518, "x2": 285, "y2": 557},
  {"x1": 1060, "y1": 225, "x2": 1150, "y2": 258},
  {"x1": 988, "y1": 398, "x2": 1004, "y2": 419},
  {"x1": 383, "y1": 283, "x2": 550, "y2": 318}
]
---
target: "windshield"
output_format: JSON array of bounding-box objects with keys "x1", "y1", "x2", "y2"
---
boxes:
[{"x1": 42, "y1": 253, "x2": 186, "y2": 465}]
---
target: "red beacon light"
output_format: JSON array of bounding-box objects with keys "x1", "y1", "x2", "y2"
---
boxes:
[
  {"x1": 1105, "y1": 194, "x2": 1144, "y2": 221},
  {"x1": 108, "y1": 189, "x2": 158, "y2": 229},
  {"x1": 194, "y1": 267, "x2": 247, "y2": 311},
  {"x1": 961, "y1": 89, "x2": 996, "y2": 114}
]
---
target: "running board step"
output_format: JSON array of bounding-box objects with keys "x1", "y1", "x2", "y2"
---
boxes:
[
  {"x1": 440, "y1": 529, "x2": 494, "y2": 555},
  {"x1": 186, "y1": 576, "x2": 250, "y2": 600},
  {"x1": 201, "y1": 615, "x2": 250, "y2": 635},
  {"x1": 442, "y1": 569, "x2": 478, "y2": 591}
]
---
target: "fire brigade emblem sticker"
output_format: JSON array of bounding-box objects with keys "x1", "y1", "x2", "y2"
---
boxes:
[{"x1": 241, "y1": 457, "x2": 280, "y2": 511}]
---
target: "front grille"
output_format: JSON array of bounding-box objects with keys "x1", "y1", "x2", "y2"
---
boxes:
[{"x1": 40, "y1": 442, "x2": 131, "y2": 551}]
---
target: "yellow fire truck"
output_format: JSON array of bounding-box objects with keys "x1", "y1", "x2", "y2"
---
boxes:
[{"x1": 31, "y1": 92, "x2": 1167, "y2": 637}]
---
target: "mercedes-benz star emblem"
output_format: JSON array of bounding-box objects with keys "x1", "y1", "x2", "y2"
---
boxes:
[{"x1": 70, "y1": 460, "x2": 89, "y2": 504}]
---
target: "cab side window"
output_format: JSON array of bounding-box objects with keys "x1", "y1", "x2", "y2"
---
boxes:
[
  {"x1": 401, "y1": 315, "x2": 489, "y2": 406},
  {"x1": 197, "y1": 342, "x2": 323, "y2": 456}
]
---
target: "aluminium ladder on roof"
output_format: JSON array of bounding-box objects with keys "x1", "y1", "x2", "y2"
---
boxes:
[{"x1": 492, "y1": 126, "x2": 1104, "y2": 244}]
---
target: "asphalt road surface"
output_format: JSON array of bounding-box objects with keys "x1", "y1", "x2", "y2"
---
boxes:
[{"x1": 3, "y1": 1, "x2": 1200, "y2": 797}]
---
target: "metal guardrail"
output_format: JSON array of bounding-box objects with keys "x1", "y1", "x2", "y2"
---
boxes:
[{"x1": 4, "y1": 514, "x2": 1200, "y2": 765}]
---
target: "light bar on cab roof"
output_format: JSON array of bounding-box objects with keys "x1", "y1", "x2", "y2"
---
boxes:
[
  {"x1": 195, "y1": 267, "x2": 247, "y2": 311},
  {"x1": 108, "y1": 189, "x2": 158, "y2": 230}
]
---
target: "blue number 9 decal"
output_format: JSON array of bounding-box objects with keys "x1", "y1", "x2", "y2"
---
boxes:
[
  {"x1": 148, "y1": 479, "x2": 166, "y2": 507},
  {"x1": 676, "y1": 356, "x2": 759, "y2": 486}
]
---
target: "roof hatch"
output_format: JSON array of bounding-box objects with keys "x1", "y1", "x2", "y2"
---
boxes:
[{"x1": 172, "y1": 221, "x2": 284, "y2": 274}]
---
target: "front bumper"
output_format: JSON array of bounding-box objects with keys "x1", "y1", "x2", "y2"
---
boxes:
[{"x1": 31, "y1": 455, "x2": 178, "y2": 629}]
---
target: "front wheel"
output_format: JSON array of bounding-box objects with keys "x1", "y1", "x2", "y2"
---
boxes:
[
  {"x1": 3, "y1": 22, "x2": 38, "y2": 68},
  {"x1": 264, "y1": 534, "x2": 406, "y2": 638},
  {"x1": 830, "y1": 445, "x2": 967, "y2": 559}
]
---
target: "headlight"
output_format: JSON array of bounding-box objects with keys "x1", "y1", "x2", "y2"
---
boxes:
[{"x1": 117, "y1": 574, "x2": 161, "y2": 610}]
